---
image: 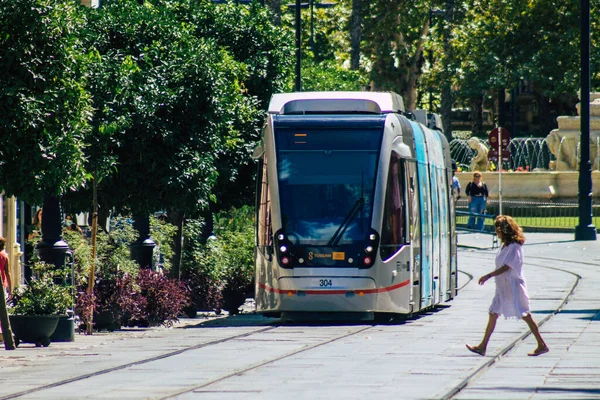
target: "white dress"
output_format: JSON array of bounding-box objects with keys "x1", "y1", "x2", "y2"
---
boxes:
[{"x1": 489, "y1": 243, "x2": 531, "y2": 318}]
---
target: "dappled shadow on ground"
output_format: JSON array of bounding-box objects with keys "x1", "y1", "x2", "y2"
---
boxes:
[
  {"x1": 469, "y1": 386, "x2": 600, "y2": 396},
  {"x1": 532, "y1": 308, "x2": 599, "y2": 320},
  {"x1": 524, "y1": 239, "x2": 578, "y2": 247},
  {"x1": 176, "y1": 304, "x2": 451, "y2": 328}
]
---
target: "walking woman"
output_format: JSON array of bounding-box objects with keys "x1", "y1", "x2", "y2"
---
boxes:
[
  {"x1": 465, "y1": 171, "x2": 488, "y2": 230},
  {"x1": 466, "y1": 215, "x2": 549, "y2": 357}
]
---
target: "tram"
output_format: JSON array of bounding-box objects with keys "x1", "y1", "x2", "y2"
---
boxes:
[{"x1": 253, "y1": 92, "x2": 457, "y2": 321}]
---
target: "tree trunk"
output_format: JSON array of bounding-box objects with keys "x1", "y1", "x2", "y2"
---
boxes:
[
  {"x1": 440, "y1": 0, "x2": 455, "y2": 141},
  {"x1": 497, "y1": 89, "x2": 507, "y2": 128},
  {"x1": 86, "y1": 176, "x2": 98, "y2": 335},
  {"x1": 350, "y1": 0, "x2": 362, "y2": 71},
  {"x1": 168, "y1": 211, "x2": 185, "y2": 279},
  {"x1": 269, "y1": 0, "x2": 281, "y2": 26},
  {"x1": 538, "y1": 94, "x2": 553, "y2": 136},
  {"x1": 0, "y1": 284, "x2": 15, "y2": 350},
  {"x1": 199, "y1": 208, "x2": 215, "y2": 244},
  {"x1": 470, "y1": 96, "x2": 484, "y2": 136}
]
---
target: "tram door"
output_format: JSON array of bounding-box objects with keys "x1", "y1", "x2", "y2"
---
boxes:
[
  {"x1": 405, "y1": 160, "x2": 419, "y2": 309},
  {"x1": 423, "y1": 129, "x2": 443, "y2": 305},
  {"x1": 410, "y1": 122, "x2": 433, "y2": 309}
]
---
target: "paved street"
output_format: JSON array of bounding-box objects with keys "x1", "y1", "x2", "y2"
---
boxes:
[{"x1": 0, "y1": 231, "x2": 598, "y2": 399}]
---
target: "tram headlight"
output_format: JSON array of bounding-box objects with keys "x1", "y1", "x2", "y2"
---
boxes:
[
  {"x1": 369, "y1": 233, "x2": 376, "y2": 241},
  {"x1": 365, "y1": 245, "x2": 373, "y2": 253},
  {"x1": 278, "y1": 233, "x2": 285, "y2": 241},
  {"x1": 280, "y1": 245, "x2": 288, "y2": 253}
]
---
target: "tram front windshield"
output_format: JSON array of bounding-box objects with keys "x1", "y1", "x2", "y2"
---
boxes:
[{"x1": 274, "y1": 116, "x2": 384, "y2": 246}]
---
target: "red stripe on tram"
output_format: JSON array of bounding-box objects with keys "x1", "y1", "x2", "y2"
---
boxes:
[{"x1": 257, "y1": 279, "x2": 410, "y2": 295}]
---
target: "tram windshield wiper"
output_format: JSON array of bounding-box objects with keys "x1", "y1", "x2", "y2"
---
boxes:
[{"x1": 327, "y1": 197, "x2": 364, "y2": 247}]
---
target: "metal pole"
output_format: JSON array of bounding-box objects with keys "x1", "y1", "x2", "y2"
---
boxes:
[
  {"x1": 310, "y1": 0, "x2": 314, "y2": 53},
  {"x1": 498, "y1": 127, "x2": 503, "y2": 216},
  {"x1": 295, "y1": 0, "x2": 302, "y2": 91},
  {"x1": 575, "y1": 0, "x2": 596, "y2": 240}
]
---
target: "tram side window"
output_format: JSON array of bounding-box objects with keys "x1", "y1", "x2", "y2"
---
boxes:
[
  {"x1": 380, "y1": 152, "x2": 407, "y2": 261},
  {"x1": 257, "y1": 156, "x2": 272, "y2": 254},
  {"x1": 407, "y1": 161, "x2": 418, "y2": 240}
]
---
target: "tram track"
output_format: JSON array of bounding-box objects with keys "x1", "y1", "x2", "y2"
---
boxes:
[
  {"x1": 440, "y1": 253, "x2": 582, "y2": 400},
  {"x1": 0, "y1": 326, "x2": 278, "y2": 400},
  {"x1": 159, "y1": 324, "x2": 374, "y2": 399},
  {"x1": 1, "y1": 323, "x2": 377, "y2": 400},
  {"x1": 1, "y1": 254, "x2": 583, "y2": 400}
]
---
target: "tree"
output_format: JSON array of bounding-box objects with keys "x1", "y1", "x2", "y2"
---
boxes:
[
  {"x1": 449, "y1": 0, "x2": 600, "y2": 135},
  {"x1": 62, "y1": 0, "x2": 293, "y2": 274},
  {"x1": 301, "y1": 57, "x2": 369, "y2": 91},
  {"x1": 63, "y1": 0, "x2": 264, "y2": 218},
  {"x1": 361, "y1": 0, "x2": 441, "y2": 110},
  {"x1": 349, "y1": 0, "x2": 363, "y2": 70},
  {"x1": 0, "y1": 0, "x2": 92, "y2": 204},
  {"x1": 167, "y1": 0, "x2": 295, "y2": 212}
]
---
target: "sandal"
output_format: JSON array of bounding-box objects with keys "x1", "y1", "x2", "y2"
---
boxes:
[
  {"x1": 528, "y1": 346, "x2": 549, "y2": 356},
  {"x1": 466, "y1": 344, "x2": 485, "y2": 356}
]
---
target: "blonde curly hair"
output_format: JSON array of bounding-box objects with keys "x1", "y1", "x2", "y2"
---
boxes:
[{"x1": 494, "y1": 215, "x2": 525, "y2": 246}]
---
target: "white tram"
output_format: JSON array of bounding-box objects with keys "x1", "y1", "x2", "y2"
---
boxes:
[{"x1": 253, "y1": 92, "x2": 457, "y2": 321}]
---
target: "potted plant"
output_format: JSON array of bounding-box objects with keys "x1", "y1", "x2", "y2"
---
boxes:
[{"x1": 8, "y1": 263, "x2": 73, "y2": 347}]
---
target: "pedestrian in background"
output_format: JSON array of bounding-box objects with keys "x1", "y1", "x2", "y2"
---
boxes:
[
  {"x1": 0, "y1": 237, "x2": 11, "y2": 297},
  {"x1": 465, "y1": 171, "x2": 488, "y2": 230},
  {"x1": 451, "y1": 161, "x2": 461, "y2": 202},
  {"x1": 466, "y1": 215, "x2": 549, "y2": 357},
  {"x1": 65, "y1": 215, "x2": 83, "y2": 235},
  {"x1": 28, "y1": 208, "x2": 43, "y2": 240}
]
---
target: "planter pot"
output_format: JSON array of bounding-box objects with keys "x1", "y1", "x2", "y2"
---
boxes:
[
  {"x1": 221, "y1": 287, "x2": 248, "y2": 316},
  {"x1": 50, "y1": 315, "x2": 75, "y2": 342},
  {"x1": 93, "y1": 310, "x2": 121, "y2": 332},
  {"x1": 9, "y1": 315, "x2": 60, "y2": 347}
]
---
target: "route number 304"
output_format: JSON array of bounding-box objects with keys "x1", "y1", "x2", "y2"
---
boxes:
[{"x1": 319, "y1": 279, "x2": 333, "y2": 287}]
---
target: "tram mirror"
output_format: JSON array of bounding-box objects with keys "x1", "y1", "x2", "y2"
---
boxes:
[{"x1": 252, "y1": 143, "x2": 264, "y2": 160}]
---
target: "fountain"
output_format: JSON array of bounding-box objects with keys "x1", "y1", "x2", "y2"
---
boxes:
[
  {"x1": 449, "y1": 93, "x2": 600, "y2": 202},
  {"x1": 450, "y1": 137, "x2": 551, "y2": 172}
]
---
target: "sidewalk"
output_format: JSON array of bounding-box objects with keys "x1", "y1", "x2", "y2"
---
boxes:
[
  {"x1": 0, "y1": 232, "x2": 598, "y2": 399},
  {"x1": 456, "y1": 231, "x2": 600, "y2": 399}
]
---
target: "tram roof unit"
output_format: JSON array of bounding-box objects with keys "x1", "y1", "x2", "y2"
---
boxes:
[{"x1": 268, "y1": 91, "x2": 405, "y2": 115}]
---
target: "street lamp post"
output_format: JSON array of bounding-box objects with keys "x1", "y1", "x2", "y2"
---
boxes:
[
  {"x1": 295, "y1": 0, "x2": 302, "y2": 91},
  {"x1": 575, "y1": 0, "x2": 597, "y2": 241},
  {"x1": 428, "y1": 9, "x2": 445, "y2": 111},
  {"x1": 287, "y1": 1, "x2": 336, "y2": 92}
]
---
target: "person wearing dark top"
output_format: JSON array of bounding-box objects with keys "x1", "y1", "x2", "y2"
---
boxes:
[{"x1": 465, "y1": 171, "x2": 489, "y2": 230}]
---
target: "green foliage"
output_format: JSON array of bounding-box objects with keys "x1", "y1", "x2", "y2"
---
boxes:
[
  {"x1": 181, "y1": 219, "x2": 221, "y2": 285},
  {"x1": 9, "y1": 263, "x2": 73, "y2": 316},
  {"x1": 212, "y1": 206, "x2": 255, "y2": 289},
  {"x1": 301, "y1": 57, "x2": 369, "y2": 91},
  {"x1": 165, "y1": 0, "x2": 294, "y2": 211},
  {"x1": 0, "y1": 0, "x2": 93, "y2": 204},
  {"x1": 449, "y1": 0, "x2": 600, "y2": 105},
  {"x1": 98, "y1": 217, "x2": 140, "y2": 278},
  {"x1": 360, "y1": 0, "x2": 434, "y2": 104},
  {"x1": 180, "y1": 206, "x2": 255, "y2": 313},
  {"x1": 150, "y1": 215, "x2": 177, "y2": 272},
  {"x1": 62, "y1": 229, "x2": 93, "y2": 287}
]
